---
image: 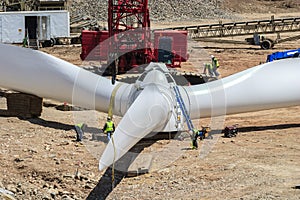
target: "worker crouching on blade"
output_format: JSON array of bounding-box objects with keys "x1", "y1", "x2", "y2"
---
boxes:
[{"x1": 103, "y1": 117, "x2": 115, "y2": 141}]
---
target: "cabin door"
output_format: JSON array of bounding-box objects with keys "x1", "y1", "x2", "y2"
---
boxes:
[{"x1": 25, "y1": 16, "x2": 37, "y2": 40}]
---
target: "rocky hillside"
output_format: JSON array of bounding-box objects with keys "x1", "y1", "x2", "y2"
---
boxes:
[
  {"x1": 69, "y1": 0, "x2": 231, "y2": 23},
  {"x1": 69, "y1": 0, "x2": 300, "y2": 23}
]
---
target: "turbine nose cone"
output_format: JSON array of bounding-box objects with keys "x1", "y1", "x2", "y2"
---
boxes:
[{"x1": 143, "y1": 69, "x2": 169, "y2": 85}]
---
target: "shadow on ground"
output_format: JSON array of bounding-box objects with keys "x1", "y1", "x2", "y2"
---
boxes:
[
  {"x1": 237, "y1": 123, "x2": 300, "y2": 133},
  {"x1": 87, "y1": 138, "x2": 158, "y2": 200},
  {"x1": 27, "y1": 117, "x2": 74, "y2": 130}
]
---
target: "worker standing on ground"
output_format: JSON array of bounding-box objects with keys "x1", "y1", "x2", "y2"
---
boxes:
[
  {"x1": 22, "y1": 31, "x2": 28, "y2": 48},
  {"x1": 103, "y1": 117, "x2": 115, "y2": 141},
  {"x1": 74, "y1": 123, "x2": 87, "y2": 142},
  {"x1": 192, "y1": 128, "x2": 201, "y2": 149},
  {"x1": 191, "y1": 127, "x2": 209, "y2": 149},
  {"x1": 211, "y1": 55, "x2": 220, "y2": 77}
]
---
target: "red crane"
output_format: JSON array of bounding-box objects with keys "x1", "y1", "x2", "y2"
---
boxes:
[
  {"x1": 80, "y1": 0, "x2": 188, "y2": 82},
  {"x1": 108, "y1": 0, "x2": 153, "y2": 77}
]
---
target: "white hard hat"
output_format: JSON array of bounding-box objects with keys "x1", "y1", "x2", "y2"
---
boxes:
[{"x1": 211, "y1": 55, "x2": 215, "y2": 58}]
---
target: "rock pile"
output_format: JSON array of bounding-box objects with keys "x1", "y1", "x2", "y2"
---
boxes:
[
  {"x1": 149, "y1": 0, "x2": 231, "y2": 22},
  {"x1": 69, "y1": 0, "x2": 232, "y2": 24}
]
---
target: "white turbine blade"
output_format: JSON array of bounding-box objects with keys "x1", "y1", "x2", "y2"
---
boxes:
[
  {"x1": 99, "y1": 84, "x2": 171, "y2": 171},
  {"x1": 0, "y1": 44, "x2": 130, "y2": 114},
  {"x1": 186, "y1": 58, "x2": 300, "y2": 119}
]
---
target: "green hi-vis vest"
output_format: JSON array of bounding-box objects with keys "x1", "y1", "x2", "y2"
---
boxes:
[
  {"x1": 205, "y1": 63, "x2": 213, "y2": 69},
  {"x1": 76, "y1": 123, "x2": 84, "y2": 128},
  {"x1": 105, "y1": 121, "x2": 114, "y2": 132}
]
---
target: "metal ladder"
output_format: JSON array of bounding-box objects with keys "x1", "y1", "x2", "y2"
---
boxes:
[{"x1": 173, "y1": 85, "x2": 194, "y2": 131}]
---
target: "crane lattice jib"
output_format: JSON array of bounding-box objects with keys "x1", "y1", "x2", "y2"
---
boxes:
[{"x1": 108, "y1": 0, "x2": 151, "y2": 55}]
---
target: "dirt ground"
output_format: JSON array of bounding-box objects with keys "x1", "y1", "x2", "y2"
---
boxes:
[{"x1": 1, "y1": 1, "x2": 300, "y2": 199}]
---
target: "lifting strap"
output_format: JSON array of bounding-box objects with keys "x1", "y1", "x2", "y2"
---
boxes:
[
  {"x1": 111, "y1": 135, "x2": 117, "y2": 189},
  {"x1": 107, "y1": 83, "x2": 122, "y2": 189},
  {"x1": 108, "y1": 83, "x2": 123, "y2": 119}
]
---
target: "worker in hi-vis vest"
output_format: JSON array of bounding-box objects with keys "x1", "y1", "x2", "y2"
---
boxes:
[
  {"x1": 211, "y1": 55, "x2": 220, "y2": 77},
  {"x1": 74, "y1": 123, "x2": 87, "y2": 142},
  {"x1": 192, "y1": 128, "x2": 200, "y2": 149},
  {"x1": 103, "y1": 117, "x2": 115, "y2": 141},
  {"x1": 203, "y1": 63, "x2": 214, "y2": 77}
]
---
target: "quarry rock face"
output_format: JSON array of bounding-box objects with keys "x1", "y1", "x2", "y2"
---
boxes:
[{"x1": 69, "y1": 0, "x2": 231, "y2": 24}]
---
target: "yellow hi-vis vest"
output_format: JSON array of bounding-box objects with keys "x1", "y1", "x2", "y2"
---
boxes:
[
  {"x1": 105, "y1": 121, "x2": 114, "y2": 132},
  {"x1": 76, "y1": 123, "x2": 84, "y2": 128},
  {"x1": 213, "y1": 58, "x2": 220, "y2": 68}
]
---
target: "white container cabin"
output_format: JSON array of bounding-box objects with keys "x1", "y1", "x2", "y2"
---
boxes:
[{"x1": 0, "y1": 10, "x2": 70, "y2": 46}]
